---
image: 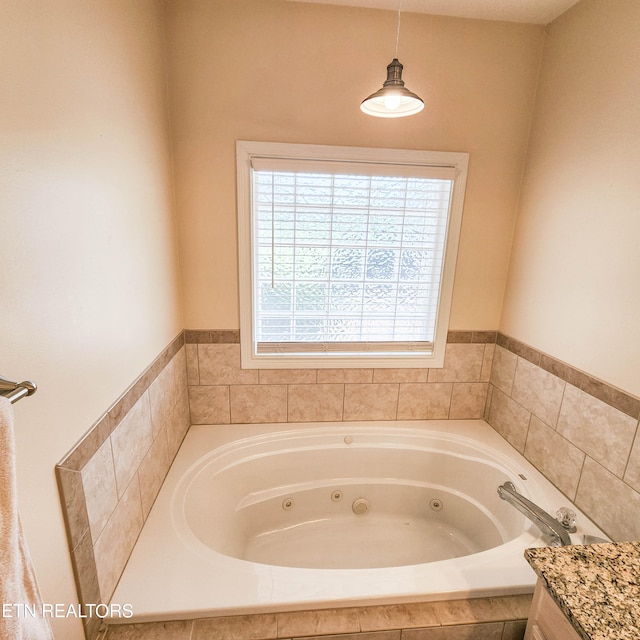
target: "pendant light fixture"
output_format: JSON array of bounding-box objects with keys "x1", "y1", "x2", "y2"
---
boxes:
[{"x1": 360, "y1": 0, "x2": 424, "y2": 118}]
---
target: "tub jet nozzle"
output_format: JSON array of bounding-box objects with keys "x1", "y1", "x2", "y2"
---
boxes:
[{"x1": 352, "y1": 498, "x2": 370, "y2": 515}]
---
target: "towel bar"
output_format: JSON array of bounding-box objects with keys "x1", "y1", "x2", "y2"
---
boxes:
[{"x1": 0, "y1": 375, "x2": 37, "y2": 404}]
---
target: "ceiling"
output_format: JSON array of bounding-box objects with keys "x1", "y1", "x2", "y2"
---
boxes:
[{"x1": 285, "y1": 0, "x2": 581, "y2": 24}]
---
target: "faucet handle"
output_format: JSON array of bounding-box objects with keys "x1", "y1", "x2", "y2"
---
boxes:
[{"x1": 556, "y1": 507, "x2": 577, "y2": 532}]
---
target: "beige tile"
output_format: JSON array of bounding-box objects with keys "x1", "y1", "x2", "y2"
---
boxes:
[
  {"x1": 483, "y1": 385, "x2": 493, "y2": 421},
  {"x1": 576, "y1": 457, "x2": 640, "y2": 541},
  {"x1": 260, "y1": 369, "x2": 317, "y2": 384},
  {"x1": 524, "y1": 416, "x2": 585, "y2": 500},
  {"x1": 288, "y1": 384, "x2": 344, "y2": 422},
  {"x1": 489, "y1": 346, "x2": 517, "y2": 395},
  {"x1": 167, "y1": 391, "x2": 191, "y2": 459},
  {"x1": 397, "y1": 383, "x2": 452, "y2": 420},
  {"x1": 185, "y1": 330, "x2": 212, "y2": 343},
  {"x1": 473, "y1": 331, "x2": 498, "y2": 344},
  {"x1": 186, "y1": 343, "x2": 199, "y2": 385},
  {"x1": 557, "y1": 384, "x2": 637, "y2": 478},
  {"x1": 108, "y1": 379, "x2": 146, "y2": 428},
  {"x1": 188, "y1": 386, "x2": 230, "y2": 424},
  {"x1": 83, "y1": 611, "x2": 103, "y2": 640},
  {"x1": 81, "y1": 438, "x2": 118, "y2": 543},
  {"x1": 71, "y1": 529, "x2": 101, "y2": 611},
  {"x1": 623, "y1": 429, "x2": 640, "y2": 493},
  {"x1": 511, "y1": 358, "x2": 565, "y2": 427},
  {"x1": 173, "y1": 347, "x2": 188, "y2": 396},
  {"x1": 358, "y1": 602, "x2": 439, "y2": 631},
  {"x1": 449, "y1": 383, "x2": 488, "y2": 419},
  {"x1": 487, "y1": 388, "x2": 531, "y2": 453},
  {"x1": 447, "y1": 331, "x2": 474, "y2": 343},
  {"x1": 433, "y1": 596, "x2": 530, "y2": 626},
  {"x1": 428, "y1": 344, "x2": 485, "y2": 383},
  {"x1": 60, "y1": 413, "x2": 111, "y2": 471},
  {"x1": 198, "y1": 344, "x2": 259, "y2": 385},
  {"x1": 137, "y1": 430, "x2": 170, "y2": 519},
  {"x1": 56, "y1": 467, "x2": 89, "y2": 550},
  {"x1": 93, "y1": 477, "x2": 143, "y2": 601},
  {"x1": 148, "y1": 361, "x2": 178, "y2": 438},
  {"x1": 498, "y1": 594, "x2": 532, "y2": 620},
  {"x1": 110, "y1": 393, "x2": 153, "y2": 498},
  {"x1": 277, "y1": 608, "x2": 360, "y2": 637},
  {"x1": 343, "y1": 383, "x2": 399, "y2": 421},
  {"x1": 105, "y1": 620, "x2": 193, "y2": 639},
  {"x1": 480, "y1": 344, "x2": 495, "y2": 383},
  {"x1": 402, "y1": 622, "x2": 504, "y2": 640},
  {"x1": 373, "y1": 368, "x2": 429, "y2": 383},
  {"x1": 317, "y1": 369, "x2": 373, "y2": 383},
  {"x1": 192, "y1": 613, "x2": 277, "y2": 640},
  {"x1": 230, "y1": 384, "x2": 287, "y2": 423}
]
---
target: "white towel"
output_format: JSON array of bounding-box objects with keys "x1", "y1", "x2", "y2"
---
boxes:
[{"x1": 0, "y1": 396, "x2": 53, "y2": 639}]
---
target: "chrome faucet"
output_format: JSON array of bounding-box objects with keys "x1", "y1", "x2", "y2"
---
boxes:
[{"x1": 497, "y1": 481, "x2": 572, "y2": 547}]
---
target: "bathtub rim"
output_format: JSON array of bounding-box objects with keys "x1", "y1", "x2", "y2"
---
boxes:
[{"x1": 108, "y1": 419, "x2": 608, "y2": 624}]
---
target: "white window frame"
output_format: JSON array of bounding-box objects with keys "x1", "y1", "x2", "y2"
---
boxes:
[{"x1": 236, "y1": 140, "x2": 468, "y2": 369}]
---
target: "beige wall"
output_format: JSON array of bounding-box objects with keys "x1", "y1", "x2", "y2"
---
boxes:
[
  {"x1": 501, "y1": 0, "x2": 640, "y2": 397},
  {"x1": 165, "y1": 0, "x2": 544, "y2": 331},
  {"x1": 6, "y1": 0, "x2": 640, "y2": 635},
  {"x1": 0, "y1": 1, "x2": 182, "y2": 638}
]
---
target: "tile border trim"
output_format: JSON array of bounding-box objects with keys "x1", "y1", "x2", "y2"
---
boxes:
[
  {"x1": 183, "y1": 329, "x2": 498, "y2": 345},
  {"x1": 496, "y1": 333, "x2": 640, "y2": 420}
]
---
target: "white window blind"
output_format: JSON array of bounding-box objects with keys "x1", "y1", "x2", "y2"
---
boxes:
[
  {"x1": 253, "y1": 164, "x2": 453, "y2": 352},
  {"x1": 237, "y1": 142, "x2": 468, "y2": 368}
]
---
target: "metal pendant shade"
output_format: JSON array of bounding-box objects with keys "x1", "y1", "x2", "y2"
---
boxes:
[
  {"x1": 360, "y1": 0, "x2": 424, "y2": 119},
  {"x1": 360, "y1": 58, "x2": 424, "y2": 118}
]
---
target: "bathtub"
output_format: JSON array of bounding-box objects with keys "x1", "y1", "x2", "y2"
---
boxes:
[{"x1": 110, "y1": 420, "x2": 606, "y2": 623}]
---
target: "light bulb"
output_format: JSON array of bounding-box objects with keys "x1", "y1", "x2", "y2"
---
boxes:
[{"x1": 383, "y1": 94, "x2": 401, "y2": 111}]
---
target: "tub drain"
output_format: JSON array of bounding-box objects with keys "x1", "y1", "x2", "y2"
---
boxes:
[
  {"x1": 352, "y1": 498, "x2": 370, "y2": 515},
  {"x1": 430, "y1": 498, "x2": 443, "y2": 511}
]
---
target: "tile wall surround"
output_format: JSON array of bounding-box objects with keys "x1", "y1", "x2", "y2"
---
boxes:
[
  {"x1": 102, "y1": 594, "x2": 531, "y2": 640},
  {"x1": 56, "y1": 332, "x2": 190, "y2": 640},
  {"x1": 57, "y1": 328, "x2": 640, "y2": 640},
  {"x1": 486, "y1": 334, "x2": 640, "y2": 542},
  {"x1": 185, "y1": 330, "x2": 497, "y2": 425}
]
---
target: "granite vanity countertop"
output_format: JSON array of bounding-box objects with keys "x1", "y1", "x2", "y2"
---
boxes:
[{"x1": 525, "y1": 541, "x2": 640, "y2": 640}]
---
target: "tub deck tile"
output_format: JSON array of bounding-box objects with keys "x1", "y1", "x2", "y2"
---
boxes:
[
  {"x1": 432, "y1": 595, "x2": 532, "y2": 626},
  {"x1": 401, "y1": 621, "x2": 505, "y2": 639},
  {"x1": 358, "y1": 602, "x2": 440, "y2": 632},
  {"x1": 277, "y1": 608, "x2": 361, "y2": 638},
  {"x1": 192, "y1": 612, "x2": 278, "y2": 640},
  {"x1": 293, "y1": 632, "x2": 401, "y2": 640},
  {"x1": 104, "y1": 620, "x2": 192, "y2": 639}
]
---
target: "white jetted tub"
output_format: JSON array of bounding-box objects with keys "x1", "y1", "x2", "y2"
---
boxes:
[{"x1": 110, "y1": 420, "x2": 606, "y2": 623}]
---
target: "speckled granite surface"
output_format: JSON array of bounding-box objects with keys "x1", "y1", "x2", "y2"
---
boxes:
[{"x1": 525, "y1": 542, "x2": 640, "y2": 640}]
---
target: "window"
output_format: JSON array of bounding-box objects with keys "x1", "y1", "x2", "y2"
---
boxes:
[{"x1": 237, "y1": 141, "x2": 468, "y2": 368}]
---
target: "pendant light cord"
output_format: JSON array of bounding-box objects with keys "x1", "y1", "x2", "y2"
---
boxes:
[{"x1": 394, "y1": 0, "x2": 402, "y2": 58}]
